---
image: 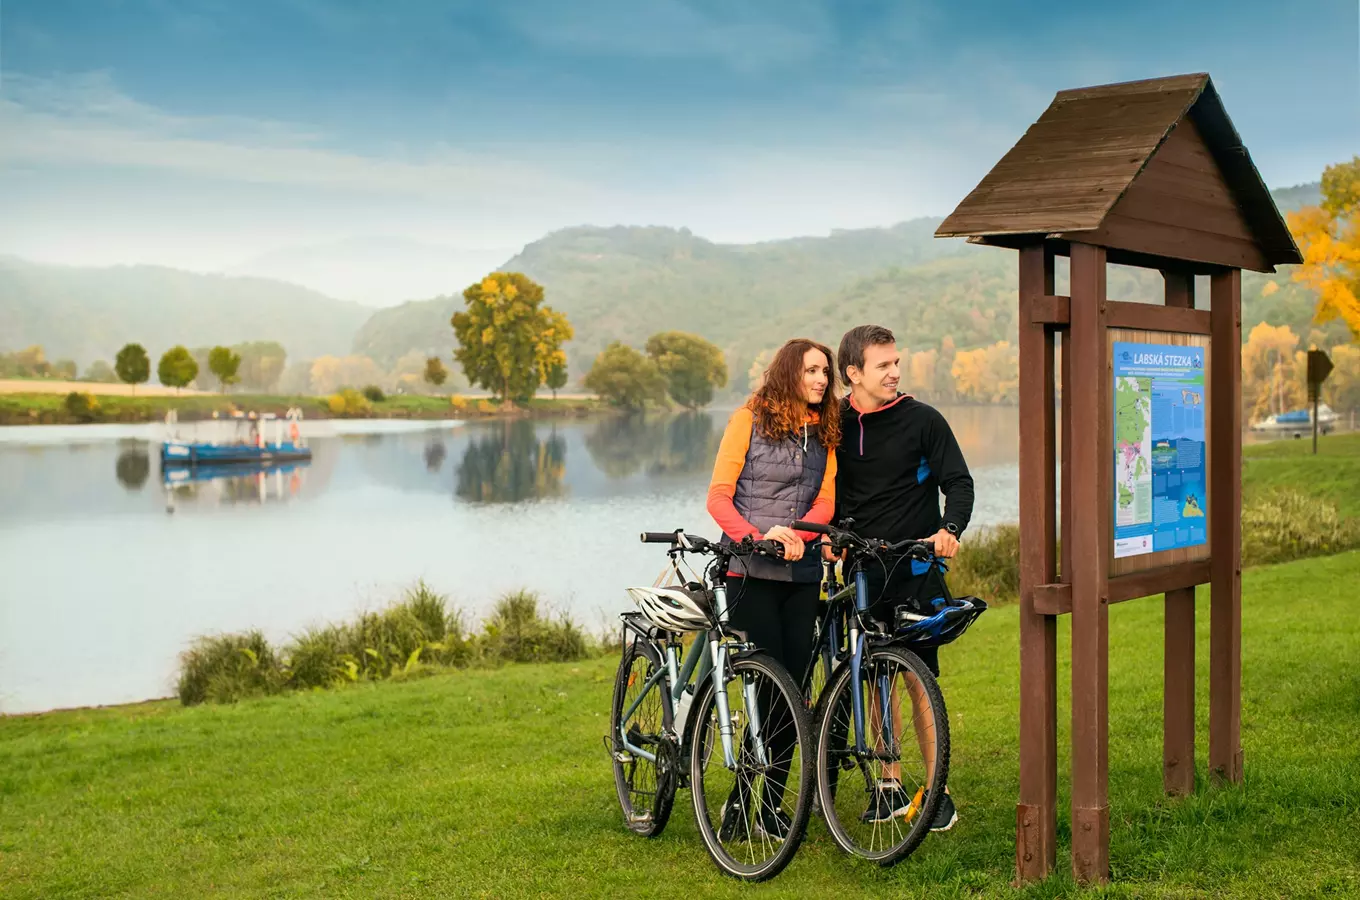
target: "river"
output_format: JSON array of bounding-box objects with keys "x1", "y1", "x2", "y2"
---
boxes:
[{"x1": 0, "y1": 406, "x2": 1020, "y2": 714}]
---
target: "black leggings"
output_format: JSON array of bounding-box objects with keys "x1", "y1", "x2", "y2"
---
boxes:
[{"x1": 724, "y1": 577, "x2": 819, "y2": 809}]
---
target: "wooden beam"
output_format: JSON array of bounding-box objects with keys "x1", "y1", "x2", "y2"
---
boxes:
[
  {"x1": 1033, "y1": 583, "x2": 1071, "y2": 616},
  {"x1": 1209, "y1": 268, "x2": 1244, "y2": 784},
  {"x1": 1029, "y1": 295, "x2": 1071, "y2": 326},
  {"x1": 1163, "y1": 271, "x2": 1197, "y2": 797},
  {"x1": 1068, "y1": 242, "x2": 1110, "y2": 885},
  {"x1": 1032, "y1": 559, "x2": 1211, "y2": 616},
  {"x1": 1105, "y1": 301, "x2": 1212, "y2": 334},
  {"x1": 1016, "y1": 242, "x2": 1059, "y2": 883}
]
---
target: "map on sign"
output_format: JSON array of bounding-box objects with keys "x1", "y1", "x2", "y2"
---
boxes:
[{"x1": 1112, "y1": 342, "x2": 1207, "y2": 559}]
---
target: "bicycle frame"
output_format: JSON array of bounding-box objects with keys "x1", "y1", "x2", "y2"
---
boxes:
[{"x1": 616, "y1": 576, "x2": 771, "y2": 773}]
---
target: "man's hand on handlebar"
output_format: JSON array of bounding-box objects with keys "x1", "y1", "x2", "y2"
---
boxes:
[
  {"x1": 762, "y1": 525, "x2": 804, "y2": 562},
  {"x1": 924, "y1": 527, "x2": 959, "y2": 558}
]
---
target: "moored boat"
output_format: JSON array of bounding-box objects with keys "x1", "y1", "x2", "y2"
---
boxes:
[{"x1": 160, "y1": 407, "x2": 312, "y2": 465}]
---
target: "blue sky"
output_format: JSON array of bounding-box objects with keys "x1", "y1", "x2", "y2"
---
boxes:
[{"x1": 1, "y1": 0, "x2": 1357, "y2": 273}]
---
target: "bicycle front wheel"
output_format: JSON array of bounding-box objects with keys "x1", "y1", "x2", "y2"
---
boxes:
[
  {"x1": 609, "y1": 638, "x2": 677, "y2": 837},
  {"x1": 689, "y1": 650, "x2": 813, "y2": 882},
  {"x1": 814, "y1": 643, "x2": 949, "y2": 866}
]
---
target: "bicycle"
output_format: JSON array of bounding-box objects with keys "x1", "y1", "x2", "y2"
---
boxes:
[
  {"x1": 606, "y1": 529, "x2": 816, "y2": 882},
  {"x1": 792, "y1": 517, "x2": 987, "y2": 866}
]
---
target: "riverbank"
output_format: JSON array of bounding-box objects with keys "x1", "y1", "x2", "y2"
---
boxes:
[
  {"x1": 0, "y1": 390, "x2": 605, "y2": 426},
  {"x1": 3, "y1": 549, "x2": 1357, "y2": 898}
]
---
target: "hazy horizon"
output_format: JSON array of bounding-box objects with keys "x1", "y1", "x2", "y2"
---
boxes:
[{"x1": 2, "y1": 0, "x2": 1357, "y2": 299}]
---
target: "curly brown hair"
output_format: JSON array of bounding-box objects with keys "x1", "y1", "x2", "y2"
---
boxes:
[{"x1": 747, "y1": 338, "x2": 841, "y2": 450}]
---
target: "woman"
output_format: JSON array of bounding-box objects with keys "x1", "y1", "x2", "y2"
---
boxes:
[{"x1": 705, "y1": 337, "x2": 841, "y2": 842}]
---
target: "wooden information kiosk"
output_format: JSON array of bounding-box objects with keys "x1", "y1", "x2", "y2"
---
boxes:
[{"x1": 935, "y1": 73, "x2": 1302, "y2": 884}]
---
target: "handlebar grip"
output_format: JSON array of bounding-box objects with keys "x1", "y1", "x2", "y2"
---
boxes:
[
  {"x1": 640, "y1": 531, "x2": 679, "y2": 544},
  {"x1": 792, "y1": 520, "x2": 832, "y2": 535}
]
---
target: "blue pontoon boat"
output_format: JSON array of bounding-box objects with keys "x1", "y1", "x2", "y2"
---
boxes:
[{"x1": 160, "y1": 408, "x2": 312, "y2": 466}]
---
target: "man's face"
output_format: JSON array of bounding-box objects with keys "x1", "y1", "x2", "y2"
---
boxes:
[{"x1": 850, "y1": 342, "x2": 900, "y2": 404}]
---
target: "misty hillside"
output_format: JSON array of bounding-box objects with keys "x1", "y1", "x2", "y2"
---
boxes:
[
  {"x1": 229, "y1": 236, "x2": 516, "y2": 307},
  {"x1": 0, "y1": 257, "x2": 369, "y2": 366}
]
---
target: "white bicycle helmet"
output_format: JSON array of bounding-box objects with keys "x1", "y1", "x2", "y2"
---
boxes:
[{"x1": 625, "y1": 584, "x2": 714, "y2": 633}]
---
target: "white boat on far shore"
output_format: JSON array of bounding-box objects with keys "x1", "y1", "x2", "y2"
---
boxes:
[{"x1": 1249, "y1": 403, "x2": 1338, "y2": 436}]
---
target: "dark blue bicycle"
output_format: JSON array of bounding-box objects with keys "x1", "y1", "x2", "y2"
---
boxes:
[{"x1": 793, "y1": 518, "x2": 986, "y2": 866}]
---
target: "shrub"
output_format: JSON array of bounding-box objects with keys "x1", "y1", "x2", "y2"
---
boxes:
[
  {"x1": 362, "y1": 384, "x2": 386, "y2": 403},
  {"x1": 326, "y1": 388, "x2": 372, "y2": 417},
  {"x1": 476, "y1": 399, "x2": 497, "y2": 414},
  {"x1": 949, "y1": 524, "x2": 1021, "y2": 605},
  {"x1": 1242, "y1": 488, "x2": 1360, "y2": 566},
  {"x1": 449, "y1": 394, "x2": 469, "y2": 413},
  {"x1": 63, "y1": 391, "x2": 100, "y2": 422},
  {"x1": 177, "y1": 631, "x2": 283, "y2": 705},
  {"x1": 481, "y1": 590, "x2": 589, "y2": 664}
]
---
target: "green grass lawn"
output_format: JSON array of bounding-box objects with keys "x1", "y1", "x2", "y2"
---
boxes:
[
  {"x1": 1244, "y1": 431, "x2": 1360, "y2": 516},
  {"x1": 3, "y1": 551, "x2": 1358, "y2": 899}
]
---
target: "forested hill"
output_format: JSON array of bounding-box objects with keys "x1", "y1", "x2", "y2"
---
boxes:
[{"x1": 0, "y1": 257, "x2": 369, "y2": 366}]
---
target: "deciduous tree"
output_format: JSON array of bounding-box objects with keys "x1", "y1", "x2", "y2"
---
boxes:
[
  {"x1": 584, "y1": 342, "x2": 667, "y2": 410},
  {"x1": 208, "y1": 346, "x2": 242, "y2": 392},
  {"x1": 451, "y1": 273, "x2": 572, "y2": 403},
  {"x1": 645, "y1": 331, "x2": 728, "y2": 408},
  {"x1": 1287, "y1": 156, "x2": 1360, "y2": 337},
  {"x1": 114, "y1": 343, "x2": 150, "y2": 393},
  {"x1": 158, "y1": 346, "x2": 198, "y2": 393}
]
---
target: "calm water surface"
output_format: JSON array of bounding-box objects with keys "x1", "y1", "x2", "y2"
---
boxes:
[{"x1": 0, "y1": 407, "x2": 1019, "y2": 714}]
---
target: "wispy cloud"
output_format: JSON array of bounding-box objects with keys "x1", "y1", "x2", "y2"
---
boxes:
[{"x1": 0, "y1": 71, "x2": 601, "y2": 204}]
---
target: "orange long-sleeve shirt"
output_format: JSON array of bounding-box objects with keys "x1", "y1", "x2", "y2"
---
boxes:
[{"x1": 706, "y1": 406, "x2": 837, "y2": 544}]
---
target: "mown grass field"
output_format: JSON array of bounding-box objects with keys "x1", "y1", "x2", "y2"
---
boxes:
[
  {"x1": 1243, "y1": 430, "x2": 1360, "y2": 515},
  {"x1": 3, "y1": 549, "x2": 1358, "y2": 899}
]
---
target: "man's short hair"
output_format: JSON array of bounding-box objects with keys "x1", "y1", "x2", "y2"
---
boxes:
[{"x1": 838, "y1": 325, "x2": 896, "y2": 385}]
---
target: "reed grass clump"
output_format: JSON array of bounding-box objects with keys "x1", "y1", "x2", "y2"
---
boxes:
[
  {"x1": 1242, "y1": 488, "x2": 1360, "y2": 566},
  {"x1": 176, "y1": 582, "x2": 592, "y2": 705}
]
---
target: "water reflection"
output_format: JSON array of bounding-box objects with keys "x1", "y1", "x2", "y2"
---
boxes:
[
  {"x1": 424, "y1": 441, "x2": 447, "y2": 473},
  {"x1": 585, "y1": 412, "x2": 721, "y2": 479},
  {"x1": 114, "y1": 446, "x2": 151, "y2": 491},
  {"x1": 455, "y1": 420, "x2": 567, "y2": 503},
  {"x1": 161, "y1": 461, "x2": 310, "y2": 512}
]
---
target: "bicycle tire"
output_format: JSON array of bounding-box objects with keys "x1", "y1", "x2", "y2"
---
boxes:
[
  {"x1": 689, "y1": 650, "x2": 814, "y2": 882},
  {"x1": 813, "y1": 643, "x2": 949, "y2": 866},
  {"x1": 609, "y1": 638, "x2": 678, "y2": 838}
]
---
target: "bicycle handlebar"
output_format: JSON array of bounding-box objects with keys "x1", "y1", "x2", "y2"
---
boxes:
[
  {"x1": 793, "y1": 519, "x2": 933, "y2": 557},
  {"x1": 639, "y1": 530, "x2": 785, "y2": 559},
  {"x1": 640, "y1": 531, "x2": 680, "y2": 543}
]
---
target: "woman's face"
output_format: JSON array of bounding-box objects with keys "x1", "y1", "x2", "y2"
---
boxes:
[{"x1": 800, "y1": 347, "x2": 831, "y2": 405}]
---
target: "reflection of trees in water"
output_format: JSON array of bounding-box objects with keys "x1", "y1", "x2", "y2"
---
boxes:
[
  {"x1": 424, "y1": 441, "x2": 447, "y2": 472},
  {"x1": 114, "y1": 446, "x2": 151, "y2": 491},
  {"x1": 455, "y1": 420, "x2": 567, "y2": 503},
  {"x1": 585, "y1": 412, "x2": 719, "y2": 479}
]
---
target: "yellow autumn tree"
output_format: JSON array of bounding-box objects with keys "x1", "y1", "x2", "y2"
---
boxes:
[
  {"x1": 1323, "y1": 343, "x2": 1360, "y2": 416},
  {"x1": 451, "y1": 272, "x2": 571, "y2": 403},
  {"x1": 950, "y1": 340, "x2": 1018, "y2": 404},
  {"x1": 1240, "y1": 323, "x2": 1304, "y2": 420},
  {"x1": 908, "y1": 348, "x2": 938, "y2": 399},
  {"x1": 1286, "y1": 156, "x2": 1360, "y2": 337}
]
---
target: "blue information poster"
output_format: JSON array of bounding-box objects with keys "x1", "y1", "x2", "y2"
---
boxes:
[{"x1": 1112, "y1": 342, "x2": 1207, "y2": 559}]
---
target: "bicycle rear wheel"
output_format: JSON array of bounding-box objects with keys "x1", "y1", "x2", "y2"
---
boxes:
[
  {"x1": 689, "y1": 650, "x2": 813, "y2": 881},
  {"x1": 814, "y1": 644, "x2": 949, "y2": 866},
  {"x1": 609, "y1": 638, "x2": 677, "y2": 837}
]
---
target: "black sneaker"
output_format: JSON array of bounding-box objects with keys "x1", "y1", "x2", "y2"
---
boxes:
[
  {"x1": 859, "y1": 781, "x2": 919, "y2": 824},
  {"x1": 928, "y1": 789, "x2": 958, "y2": 832},
  {"x1": 717, "y1": 794, "x2": 748, "y2": 842},
  {"x1": 753, "y1": 806, "x2": 792, "y2": 842}
]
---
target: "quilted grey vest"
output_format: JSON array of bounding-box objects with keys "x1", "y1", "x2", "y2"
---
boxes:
[{"x1": 724, "y1": 420, "x2": 828, "y2": 581}]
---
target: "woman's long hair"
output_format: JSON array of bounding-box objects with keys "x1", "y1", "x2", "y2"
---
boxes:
[{"x1": 747, "y1": 338, "x2": 841, "y2": 450}]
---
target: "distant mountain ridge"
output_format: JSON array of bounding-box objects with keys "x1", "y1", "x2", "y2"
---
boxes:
[{"x1": 0, "y1": 257, "x2": 369, "y2": 366}]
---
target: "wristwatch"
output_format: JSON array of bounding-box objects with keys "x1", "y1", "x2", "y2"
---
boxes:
[{"x1": 943, "y1": 522, "x2": 961, "y2": 537}]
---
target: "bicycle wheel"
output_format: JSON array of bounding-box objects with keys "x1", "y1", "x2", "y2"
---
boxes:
[
  {"x1": 690, "y1": 650, "x2": 814, "y2": 881},
  {"x1": 609, "y1": 638, "x2": 677, "y2": 837},
  {"x1": 814, "y1": 644, "x2": 949, "y2": 866}
]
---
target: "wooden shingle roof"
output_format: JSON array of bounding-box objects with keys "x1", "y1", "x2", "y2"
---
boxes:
[{"x1": 935, "y1": 73, "x2": 1302, "y2": 272}]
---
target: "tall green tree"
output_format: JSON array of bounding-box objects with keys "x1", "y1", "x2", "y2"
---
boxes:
[
  {"x1": 584, "y1": 342, "x2": 667, "y2": 410},
  {"x1": 158, "y1": 346, "x2": 198, "y2": 393},
  {"x1": 645, "y1": 331, "x2": 728, "y2": 408},
  {"x1": 545, "y1": 360, "x2": 568, "y2": 400},
  {"x1": 233, "y1": 341, "x2": 288, "y2": 392},
  {"x1": 423, "y1": 356, "x2": 448, "y2": 389},
  {"x1": 451, "y1": 273, "x2": 572, "y2": 403},
  {"x1": 114, "y1": 343, "x2": 150, "y2": 394},
  {"x1": 208, "y1": 346, "x2": 242, "y2": 392}
]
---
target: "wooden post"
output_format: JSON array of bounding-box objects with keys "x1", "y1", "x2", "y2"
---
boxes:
[
  {"x1": 1162, "y1": 271, "x2": 1197, "y2": 796},
  {"x1": 1069, "y1": 242, "x2": 1110, "y2": 884},
  {"x1": 1209, "y1": 269, "x2": 1244, "y2": 783},
  {"x1": 1016, "y1": 243, "x2": 1058, "y2": 882}
]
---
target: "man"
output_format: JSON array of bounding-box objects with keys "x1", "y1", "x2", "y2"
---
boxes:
[{"x1": 831, "y1": 323, "x2": 975, "y2": 832}]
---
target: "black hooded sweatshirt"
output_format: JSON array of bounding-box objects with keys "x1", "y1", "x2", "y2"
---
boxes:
[{"x1": 833, "y1": 393, "x2": 975, "y2": 543}]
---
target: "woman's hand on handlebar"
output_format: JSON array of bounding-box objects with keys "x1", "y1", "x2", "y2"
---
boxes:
[{"x1": 762, "y1": 525, "x2": 805, "y2": 562}]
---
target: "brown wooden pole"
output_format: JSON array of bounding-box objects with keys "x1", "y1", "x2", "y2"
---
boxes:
[
  {"x1": 1162, "y1": 271, "x2": 1197, "y2": 797},
  {"x1": 1069, "y1": 242, "x2": 1110, "y2": 884},
  {"x1": 1209, "y1": 268, "x2": 1244, "y2": 783},
  {"x1": 1016, "y1": 243, "x2": 1058, "y2": 882}
]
